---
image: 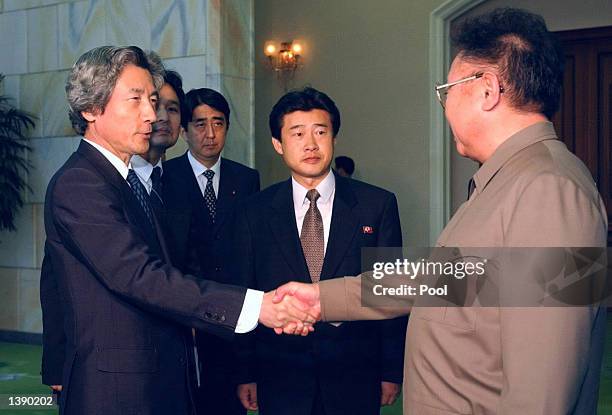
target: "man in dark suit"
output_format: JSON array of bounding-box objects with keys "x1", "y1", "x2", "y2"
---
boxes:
[
  {"x1": 163, "y1": 88, "x2": 260, "y2": 415},
  {"x1": 39, "y1": 45, "x2": 315, "y2": 415},
  {"x1": 235, "y1": 87, "x2": 406, "y2": 415},
  {"x1": 40, "y1": 58, "x2": 187, "y2": 396}
]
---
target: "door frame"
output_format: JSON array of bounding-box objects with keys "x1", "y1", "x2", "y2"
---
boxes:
[{"x1": 428, "y1": 0, "x2": 485, "y2": 243}]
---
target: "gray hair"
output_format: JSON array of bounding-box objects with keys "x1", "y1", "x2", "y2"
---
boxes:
[{"x1": 66, "y1": 46, "x2": 165, "y2": 135}]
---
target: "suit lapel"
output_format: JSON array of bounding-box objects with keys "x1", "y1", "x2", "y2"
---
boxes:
[
  {"x1": 178, "y1": 153, "x2": 207, "y2": 209},
  {"x1": 77, "y1": 140, "x2": 163, "y2": 253},
  {"x1": 215, "y1": 158, "x2": 236, "y2": 230},
  {"x1": 321, "y1": 175, "x2": 358, "y2": 279},
  {"x1": 269, "y1": 179, "x2": 310, "y2": 281}
]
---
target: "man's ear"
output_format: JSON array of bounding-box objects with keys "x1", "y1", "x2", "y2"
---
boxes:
[
  {"x1": 81, "y1": 110, "x2": 97, "y2": 123},
  {"x1": 481, "y1": 72, "x2": 502, "y2": 111},
  {"x1": 271, "y1": 137, "x2": 283, "y2": 155}
]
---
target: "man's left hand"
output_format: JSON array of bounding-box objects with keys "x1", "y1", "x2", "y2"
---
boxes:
[{"x1": 380, "y1": 381, "x2": 400, "y2": 406}]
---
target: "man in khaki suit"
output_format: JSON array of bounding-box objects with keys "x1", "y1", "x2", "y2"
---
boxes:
[{"x1": 273, "y1": 8, "x2": 609, "y2": 415}]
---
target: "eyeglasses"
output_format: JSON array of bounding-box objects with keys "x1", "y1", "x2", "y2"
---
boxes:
[{"x1": 435, "y1": 72, "x2": 484, "y2": 109}]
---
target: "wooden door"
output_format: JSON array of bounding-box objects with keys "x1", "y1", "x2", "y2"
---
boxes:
[{"x1": 552, "y1": 26, "x2": 612, "y2": 245}]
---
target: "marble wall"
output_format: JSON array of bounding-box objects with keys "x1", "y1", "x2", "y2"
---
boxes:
[{"x1": 0, "y1": 0, "x2": 254, "y2": 334}]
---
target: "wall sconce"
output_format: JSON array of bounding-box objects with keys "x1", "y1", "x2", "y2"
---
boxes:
[{"x1": 264, "y1": 40, "x2": 304, "y2": 91}]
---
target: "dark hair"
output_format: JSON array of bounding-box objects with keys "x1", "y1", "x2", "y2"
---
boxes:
[
  {"x1": 163, "y1": 70, "x2": 186, "y2": 119},
  {"x1": 335, "y1": 156, "x2": 355, "y2": 175},
  {"x1": 269, "y1": 87, "x2": 341, "y2": 140},
  {"x1": 451, "y1": 8, "x2": 564, "y2": 119},
  {"x1": 66, "y1": 46, "x2": 164, "y2": 135},
  {"x1": 182, "y1": 88, "x2": 230, "y2": 129}
]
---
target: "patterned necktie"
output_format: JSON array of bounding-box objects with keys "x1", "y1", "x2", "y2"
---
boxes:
[
  {"x1": 300, "y1": 189, "x2": 324, "y2": 283},
  {"x1": 127, "y1": 169, "x2": 155, "y2": 228},
  {"x1": 202, "y1": 170, "x2": 216, "y2": 221},
  {"x1": 150, "y1": 166, "x2": 164, "y2": 219}
]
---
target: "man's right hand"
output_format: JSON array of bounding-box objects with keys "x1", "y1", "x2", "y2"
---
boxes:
[
  {"x1": 273, "y1": 282, "x2": 321, "y2": 335},
  {"x1": 237, "y1": 382, "x2": 258, "y2": 411}
]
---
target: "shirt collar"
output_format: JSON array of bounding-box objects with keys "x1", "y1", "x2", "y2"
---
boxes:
[
  {"x1": 292, "y1": 169, "x2": 335, "y2": 211},
  {"x1": 130, "y1": 154, "x2": 163, "y2": 181},
  {"x1": 187, "y1": 151, "x2": 221, "y2": 177},
  {"x1": 472, "y1": 121, "x2": 558, "y2": 194},
  {"x1": 83, "y1": 138, "x2": 131, "y2": 179}
]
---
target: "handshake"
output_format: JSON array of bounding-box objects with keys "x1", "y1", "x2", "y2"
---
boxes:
[{"x1": 258, "y1": 282, "x2": 322, "y2": 336}]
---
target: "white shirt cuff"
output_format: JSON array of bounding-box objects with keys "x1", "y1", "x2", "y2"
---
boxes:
[{"x1": 235, "y1": 289, "x2": 264, "y2": 333}]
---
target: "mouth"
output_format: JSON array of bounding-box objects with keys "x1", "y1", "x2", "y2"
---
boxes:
[
  {"x1": 302, "y1": 156, "x2": 321, "y2": 164},
  {"x1": 153, "y1": 127, "x2": 170, "y2": 135}
]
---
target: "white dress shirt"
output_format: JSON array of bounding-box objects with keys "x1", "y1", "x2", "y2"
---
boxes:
[
  {"x1": 83, "y1": 138, "x2": 130, "y2": 178},
  {"x1": 130, "y1": 154, "x2": 163, "y2": 195},
  {"x1": 80, "y1": 139, "x2": 262, "y2": 334},
  {"x1": 188, "y1": 151, "x2": 221, "y2": 198},
  {"x1": 292, "y1": 170, "x2": 336, "y2": 255}
]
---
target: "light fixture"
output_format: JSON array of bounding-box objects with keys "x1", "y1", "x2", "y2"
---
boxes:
[{"x1": 264, "y1": 40, "x2": 304, "y2": 91}]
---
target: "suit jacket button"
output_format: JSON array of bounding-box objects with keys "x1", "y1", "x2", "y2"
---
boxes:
[
  {"x1": 220, "y1": 315, "x2": 226, "y2": 322},
  {"x1": 215, "y1": 266, "x2": 221, "y2": 272}
]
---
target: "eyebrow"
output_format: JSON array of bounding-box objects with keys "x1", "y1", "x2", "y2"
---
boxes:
[
  {"x1": 193, "y1": 116, "x2": 225, "y2": 122},
  {"x1": 289, "y1": 123, "x2": 329, "y2": 130},
  {"x1": 128, "y1": 88, "x2": 158, "y2": 98},
  {"x1": 163, "y1": 98, "x2": 180, "y2": 106}
]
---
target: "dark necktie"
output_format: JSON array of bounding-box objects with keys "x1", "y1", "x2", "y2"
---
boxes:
[
  {"x1": 203, "y1": 170, "x2": 216, "y2": 222},
  {"x1": 300, "y1": 189, "x2": 324, "y2": 283},
  {"x1": 467, "y1": 178, "x2": 476, "y2": 201},
  {"x1": 150, "y1": 166, "x2": 164, "y2": 219},
  {"x1": 127, "y1": 169, "x2": 155, "y2": 228}
]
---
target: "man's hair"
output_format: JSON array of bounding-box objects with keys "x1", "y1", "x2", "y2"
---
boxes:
[
  {"x1": 66, "y1": 46, "x2": 165, "y2": 135},
  {"x1": 335, "y1": 156, "x2": 355, "y2": 175},
  {"x1": 451, "y1": 8, "x2": 564, "y2": 119},
  {"x1": 269, "y1": 87, "x2": 341, "y2": 140},
  {"x1": 163, "y1": 70, "x2": 186, "y2": 119},
  {"x1": 182, "y1": 88, "x2": 230, "y2": 130}
]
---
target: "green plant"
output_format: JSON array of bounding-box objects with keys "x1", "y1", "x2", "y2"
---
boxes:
[{"x1": 0, "y1": 74, "x2": 35, "y2": 232}]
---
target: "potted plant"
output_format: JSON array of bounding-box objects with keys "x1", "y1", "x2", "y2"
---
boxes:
[{"x1": 0, "y1": 74, "x2": 35, "y2": 232}]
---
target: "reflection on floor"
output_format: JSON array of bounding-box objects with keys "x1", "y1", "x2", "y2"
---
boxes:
[{"x1": 0, "y1": 316, "x2": 611, "y2": 415}]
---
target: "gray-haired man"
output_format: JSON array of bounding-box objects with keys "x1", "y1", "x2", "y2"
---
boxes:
[{"x1": 39, "y1": 45, "x2": 316, "y2": 415}]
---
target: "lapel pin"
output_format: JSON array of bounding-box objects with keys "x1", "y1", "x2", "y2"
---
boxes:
[{"x1": 362, "y1": 226, "x2": 374, "y2": 234}]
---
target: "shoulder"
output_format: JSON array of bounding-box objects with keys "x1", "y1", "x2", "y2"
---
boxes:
[
  {"x1": 338, "y1": 176, "x2": 396, "y2": 201},
  {"x1": 163, "y1": 153, "x2": 189, "y2": 177},
  {"x1": 507, "y1": 140, "x2": 599, "y2": 204},
  {"x1": 46, "y1": 152, "x2": 118, "y2": 214},
  {"x1": 238, "y1": 181, "x2": 285, "y2": 214},
  {"x1": 222, "y1": 158, "x2": 259, "y2": 177}
]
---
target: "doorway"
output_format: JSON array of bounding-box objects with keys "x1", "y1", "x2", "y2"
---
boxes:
[{"x1": 552, "y1": 26, "x2": 612, "y2": 245}]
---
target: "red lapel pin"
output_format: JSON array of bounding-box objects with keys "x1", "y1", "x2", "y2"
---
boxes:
[{"x1": 362, "y1": 226, "x2": 374, "y2": 234}]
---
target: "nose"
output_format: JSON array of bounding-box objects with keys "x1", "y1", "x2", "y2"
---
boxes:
[
  {"x1": 156, "y1": 104, "x2": 168, "y2": 123},
  {"x1": 143, "y1": 98, "x2": 157, "y2": 124},
  {"x1": 304, "y1": 131, "x2": 319, "y2": 151},
  {"x1": 204, "y1": 122, "x2": 215, "y2": 139}
]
